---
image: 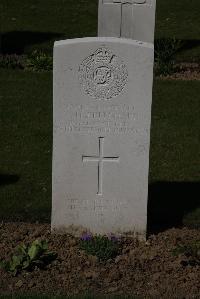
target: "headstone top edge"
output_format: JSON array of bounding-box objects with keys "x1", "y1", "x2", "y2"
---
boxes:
[{"x1": 54, "y1": 37, "x2": 154, "y2": 49}]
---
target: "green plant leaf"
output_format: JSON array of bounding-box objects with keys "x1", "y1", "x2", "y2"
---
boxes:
[
  {"x1": 9, "y1": 255, "x2": 23, "y2": 272},
  {"x1": 79, "y1": 234, "x2": 121, "y2": 261},
  {"x1": 28, "y1": 243, "x2": 41, "y2": 260},
  {"x1": 16, "y1": 244, "x2": 27, "y2": 255},
  {"x1": 41, "y1": 240, "x2": 48, "y2": 250},
  {"x1": 13, "y1": 269, "x2": 18, "y2": 276},
  {"x1": 31, "y1": 239, "x2": 42, "y2": 246},
  {"x1": 22, "y1": 259, "x2": 30, "y2": 269},
  {"x1": 172, "y1": 240, "x2": 200, "y2": 266},
  {"x1": 0, "y1": 239, "x2": 57, "y2": 275}
]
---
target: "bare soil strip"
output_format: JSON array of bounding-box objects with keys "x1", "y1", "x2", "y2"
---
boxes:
[
  {"x1": 0, "y1": 223, "x2": 199, "y2": 298},
  {"x1": 159, "y1": 63, "x2": 200, "y2": 81}
]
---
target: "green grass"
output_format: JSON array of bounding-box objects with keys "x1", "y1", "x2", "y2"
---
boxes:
[
  {"x1": 0, "y1": 70, "x2": 199, "y2": 229},
  {"x1": 1, "y1": 0, "x2": 200, "y2": 61},
  {"x1": 150, "y1": 79, "x2": 200, "y2": 182},
  {"x1": 1, "y1": 0, "x2": 98, "y2": 55},
  {"x1": 2, "y1": 0, "x2": 200, "y2": 39},
  {"x1": 148, "y1": 79, "x2": 200, "y2": 231},
  {"x1": 0, "y1": 0, "x2": 199, "y2": 231},
  {"x1": 155, "y1": 0, "x2": 200, "y2": 39},
  {"x1": 0, "y1": 70, "x2": 52, "y2": 222}
]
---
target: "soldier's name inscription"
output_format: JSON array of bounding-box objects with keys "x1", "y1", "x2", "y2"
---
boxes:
[{"x1": 54, "y1": 103, "x2": 140, "y2": 134}]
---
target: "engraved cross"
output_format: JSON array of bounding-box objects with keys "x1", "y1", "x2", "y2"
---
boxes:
[
  {"x1": 82, "y1": 137, "x2": 119, "y2": 196},
  {"x1": 103, "y1": 0, "x2": 146, "y2": 4},
  {"x1": 102, "y1": 0, "x2": 148, "y2": 37}
]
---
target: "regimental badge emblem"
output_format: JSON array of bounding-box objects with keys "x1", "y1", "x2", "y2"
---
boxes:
[{"x1": 78, "y1": 47, "x2": 128, "y2": 100}]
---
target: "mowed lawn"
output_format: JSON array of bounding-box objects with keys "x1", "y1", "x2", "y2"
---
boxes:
[
  {"x1": 1, "y1": 0, "x2": 200, "y2": 61},
  {"x1": 0, "y1": 69, "x2": 199, "y2": 230}
]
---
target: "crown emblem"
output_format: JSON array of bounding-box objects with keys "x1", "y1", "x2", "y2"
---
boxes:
[
  {"x1": 93, "y1": 48, "x2": 113, "y2": 64},
  {"x1": 79, "y1": 47, "x2": 128, "y2": 100}
]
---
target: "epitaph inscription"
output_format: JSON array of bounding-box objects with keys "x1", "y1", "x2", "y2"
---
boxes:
[{"x1": 79, "y1": 47, "x2": 128, "y2": 100}]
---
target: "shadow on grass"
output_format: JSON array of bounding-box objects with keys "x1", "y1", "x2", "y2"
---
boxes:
[
  {"x1": 0, "y1": 177, "x2": 199, "y2": 236},
  {"x1": 1, "y1": 31, "x2": 64, "y2": 54},
  {"x1": 147, "y1": 181, "x2": 200, "y2": 236},
  {"x1": 154, "y1": 38, "x2": 200, "y2": 51},
  {"x1": 153, "y1": 38, "x2": 200, "y2": 62},
  {"x1": 0, "y1": 174, "x2": 20, "y2": 186},
  {"x1": 177, "y1": 39, "x2": 200, "y2": 52}
]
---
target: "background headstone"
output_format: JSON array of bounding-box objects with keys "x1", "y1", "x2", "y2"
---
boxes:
[
  {"x1": 98, "y1": 0, "x2": 156, "y2": 43},
  {"x1": 52, "y1": 37, "x2": 154, "y2": 240}
]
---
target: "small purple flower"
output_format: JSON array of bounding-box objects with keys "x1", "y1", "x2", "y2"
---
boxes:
[
  {"x1": 80, "y1": 233, "x2": 92, "y2": 241},
  {"x1": 107, "y1": 233, "x2": 120, "y2": 242}
]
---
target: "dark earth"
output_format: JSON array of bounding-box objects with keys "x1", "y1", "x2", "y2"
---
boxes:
[
  {"x1": 160, "y1": 63, "x2": 200, "y2": 81},
  {"x1": 0, "y1": 223, "x2": 199, "y2": 298}
]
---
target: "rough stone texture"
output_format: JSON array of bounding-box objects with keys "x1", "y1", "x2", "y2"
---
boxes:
[
  {"x1": 52, "y1": 37, "x2": 154, "y2": 239},
  {"x1": 98, "y1": 0, "x2": 156, "y2": 43}
]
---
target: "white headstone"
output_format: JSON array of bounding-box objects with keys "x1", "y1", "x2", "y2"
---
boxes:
[
  {"x1": 98, "y1": 0, "x2": 156, "y2": 43},
  {"x1": 52, "y1": 37, "x2": 154, "y2": 240}
]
